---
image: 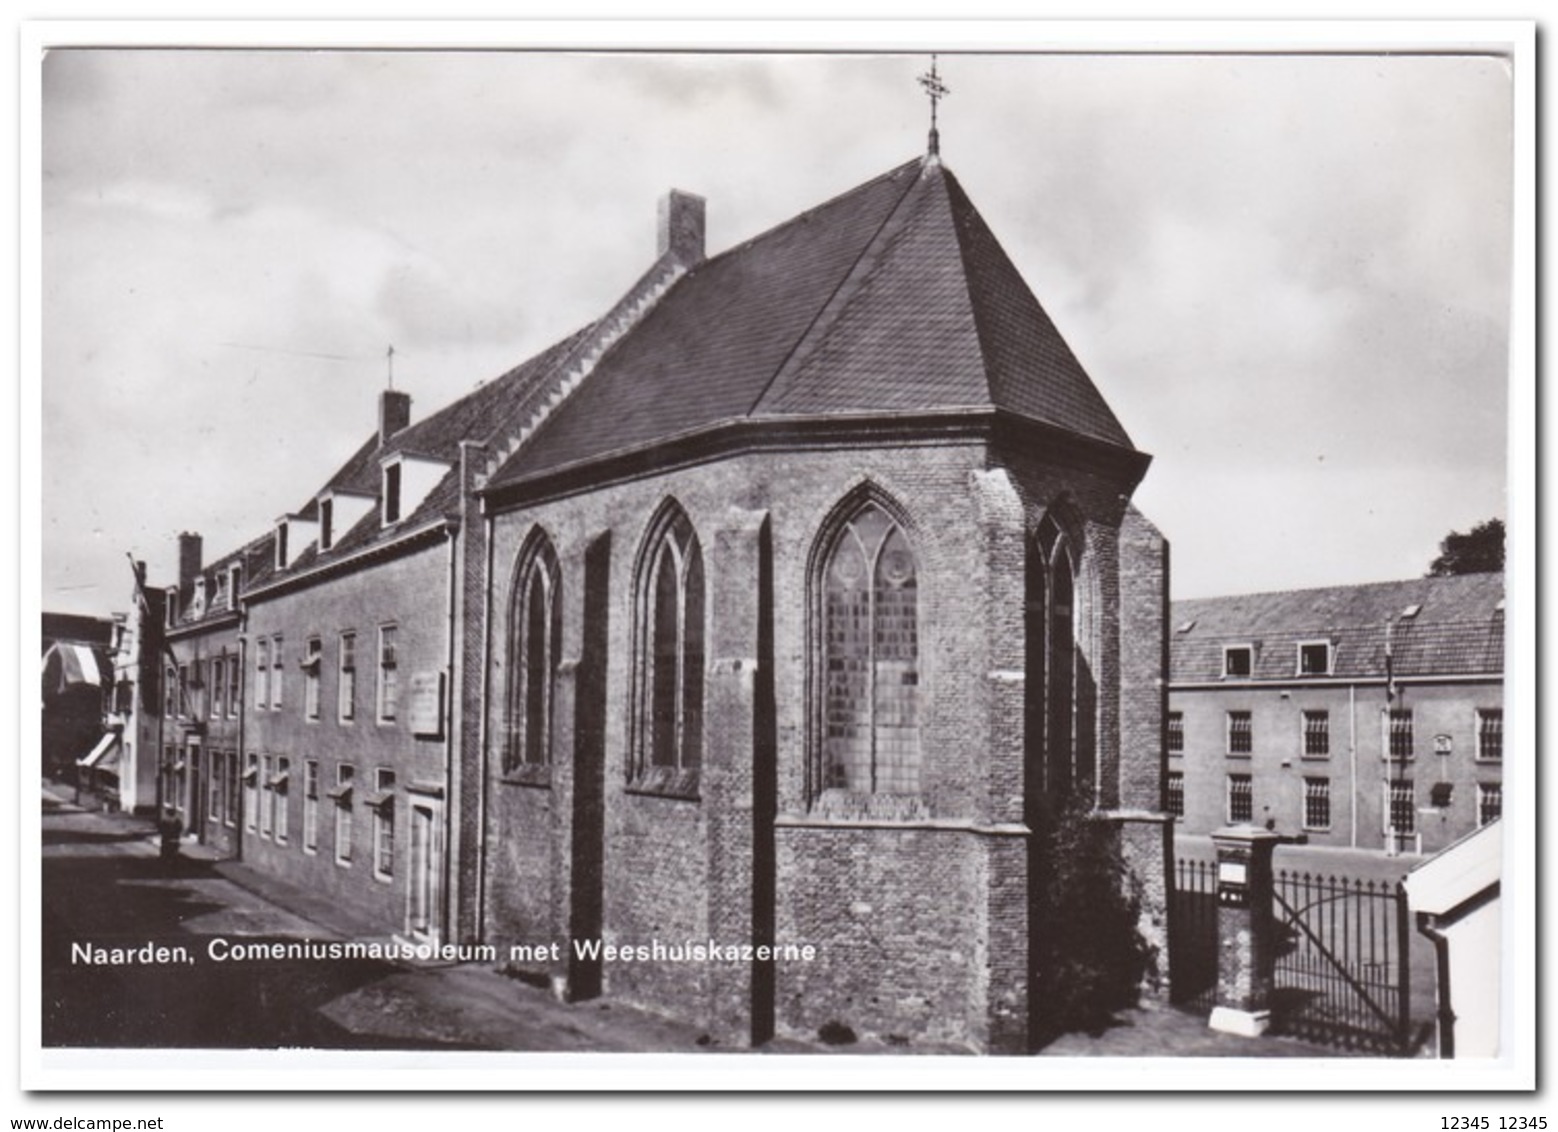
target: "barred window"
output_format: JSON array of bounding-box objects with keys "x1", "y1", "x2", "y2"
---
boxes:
[
  {"x1": 1388, "y1": 710, "x2": 1414, "y2": 760},
  {"x1": 1303, "y1": 777, "x2": 1330, "y2": 831},
  {"x1": 1227, "y1": 774, "x2": 1253, "y2": 824},
  {"x1": 1302, "y1": 710, "x2": 1330, "y2": 758},
  {"x1": 823, "y1": 503, "x2": 920, "y2": 796},
  {"x1": 1477, "y1": 709, "x2": 1503, "y2": 761},
  {"x1": 1477, "y1": 782, "x2": 1502, "y2": 827},
  {"x1": 1387, "y1": 779, "x2": 1416, "y2": 835},
  {"x1": 1227, "y1": 711, "x2": 1253, "y2": 756},
  {"x1": 1166, "y1": 770, "x2": 1184, "y2": 819},
  {"x1": 1166, "y1": 711, "x2": 1184, "y2": 755}
]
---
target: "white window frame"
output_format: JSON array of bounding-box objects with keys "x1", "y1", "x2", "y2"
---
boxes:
[
  {"x1": 377, "y1": 624, "x2": 399, "y2": 725},
  {"x1": 273, "y1": 756, "x2": 290, "y2": 845},
  {"x1": 303, "y1": 759, "x2": 319, "y2": 855},
  {"x1": 303, "y1": 636, "x2": 323, "y2": 720},
  {"x1": 1222, "y1": 644, "x2": 1253, "y2": 679},
  {"x1": 270, "y1": 635, "x2": 284, "y2": 710},
  {"x1": 372, "y1": 768, "x2": 396, "y2": 883},
  {"x1": 1226, "y1": 710, "x2": 1253, "y2": 757},
  {"x1": 1296, "y1": 639, "x2": 1332, "y2": 677},
  {"x1": 1302, "y1": 709, "x2": 1330, "y2": 759},
  {"x1": 1477, "y1": 782, "x2": 1502, "y2": 827},
  {"x1": 1226, "y1": 773, "x2": 1253, "y2": 824},
  {"x1": 333, "y1": 764, "x2": 355, "y2": 866},
  {"x1": 339, "y1": 631, "x2": 357, "y2": 723}
]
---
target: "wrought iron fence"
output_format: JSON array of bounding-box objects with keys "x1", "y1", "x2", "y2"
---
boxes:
[{"x1": 1168, "y1": 857, "x2": 1218, "y2": 1012}]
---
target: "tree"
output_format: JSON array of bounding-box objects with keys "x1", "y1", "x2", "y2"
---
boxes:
[{"x1": 1427, "y1": 518, "x2": 1505, "y2": 576}]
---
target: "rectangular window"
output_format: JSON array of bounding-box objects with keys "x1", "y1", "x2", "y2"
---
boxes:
[
  {"x1": 209, "y1": 750, "x2": 225, "y2": 824},
  {"x1": 1478, "y1": 782, "x2": 1502, "y2": 827},
  {"x1": 243, "y1": 753, "x2": 259, "y2": 832},
  {"x1": 1303, "y1": 777, "x2": 1330, "y2": 831},
  {"x1": 303, "y1": 760, "x2": 320, "y2": 853},
  {"x1": 273, "y1": 757, "x2": 290, "y2": 845},
  {"x1": 270, "y1": 635, "x2": 284, "y2": 710},
  {"x1": 1223, "y1": 645, "x2": 1253, "y2": 678},
  {"x1": 1386, "y1": 779, "x2": 1416, "y2": 835},
  {"x1": 255, "y1": 639, "x2": 269, "y2": 711},
  {"x1": 1388, "y1": 709, "x2": 1414, "y2": 761},
  {"x1": 304, "y1": 637, "x2": 322, "y2": 720},
  {"x1": 339, "y1": 632, "x2": 357, "y2": 722},
  {"x1": 259, "y1": 755, "x2": 274, "y2": 839},
  {"x1": 383, "y1": 463, "x2": 402, "y2": 525},
  {"x1": 1227, "y1": 774, "x2": 1253, "y2": 824},
  {"x1": 1302, "y1": 710, "x2": 1330, "y2": 758},
  {"x1": 164, "y1": 666, "x2": 178, "y2": 719},
  {"x1": 227, "y1": 654, "x2": 241, "y2": 718},
  {"x1": 1166, "y1": 711, "x2": 1184, "y2": 755},
  {"x1": 319, "y1": 498, "x2": 334, "y2": 551},
  {"x1": 372, "y1": 768, "x2": 397, "y2": 881},
  {"x1": 1297, "y1": 641, "x2": 1331, "y2": 676},
  {"x1": 333, "y1": 764, "x2": 355, "y2": 866},
  {"x1": 377, "y1": 625, "x2": 399, "y2": 723},
  {"x1": 224, "y1": 752, "x2": 239, "y2": 828},
  {"x1": 176, "y1": 665, "x2": 189, "y2": 717},
  {"x1": 1227, "y1": 710, "x2": 1252, "y2": 756},
  {"x1": 1166, "y1": 770, "x2": 1184, "y2": 819},
  {"x1": 1477, "y1": 709, "x2": 1503, "y2": 761}
]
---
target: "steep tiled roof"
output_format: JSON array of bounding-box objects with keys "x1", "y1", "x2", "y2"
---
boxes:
[
  {"x1": 489, "y1": 156, "x2": 1134, "y2": 489},
  {"x1": 1170, "y1": 573, "x2": 1505, "y2": 683}
]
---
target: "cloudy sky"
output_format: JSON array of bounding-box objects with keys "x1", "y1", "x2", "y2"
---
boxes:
[{"x1": 38, "y1": 40, "x2": 1517, "y2": 615}]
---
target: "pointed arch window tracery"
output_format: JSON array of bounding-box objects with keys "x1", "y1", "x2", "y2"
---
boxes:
[
  {"x1": 504, "y1": 532, "x2": 560, "y2": 777},
  {"x1": 821, "y1": 502, "x2": 921, "y2": 796},
  {"x1": 634, "y1": 504, "x2": 704, "y2": 791}
]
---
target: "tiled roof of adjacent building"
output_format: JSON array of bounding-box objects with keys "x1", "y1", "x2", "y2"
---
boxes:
[
  {"x1": 487, "y1": 155, "x2": 1135, "y2": 489},
  {"x1": 1170, "y1": 572, "x2": 1505, "y2": 683}
]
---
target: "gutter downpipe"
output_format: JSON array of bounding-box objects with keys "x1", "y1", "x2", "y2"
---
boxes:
[
  {"x1": 1349, "y1": 683, "x2": 1358, "y2": 849},
  {"x1": 475, "y1": 509, "x2": 495, "y2": 943},
  {"x1": 443, "y1": 525, "x2": 458, "y2": 948},
  {"x1": 1416, "y1": 914, "x2": 1455, "y2": 1058}
]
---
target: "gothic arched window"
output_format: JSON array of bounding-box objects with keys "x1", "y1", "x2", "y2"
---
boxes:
[
  {"x1": 822, "y1": 502, "x2": 921, "y2": 795},
  {"x1": 636, "y1": 504, "x2": 704, "y2": 786},
  {"x1": 1026, "y1": 511, "x2": 1095, "y2": 797},
  {"x1": 504, "y1": 533, "x2": 560, "y2": 775}
]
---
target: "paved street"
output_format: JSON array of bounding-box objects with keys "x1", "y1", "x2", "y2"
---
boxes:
[
  {"x1": 41, "y1": 786, "x2": 711, "y2": 1052},
  {"x1": 40, "y1": 786, "x2": 1399, "y2": 1058}
]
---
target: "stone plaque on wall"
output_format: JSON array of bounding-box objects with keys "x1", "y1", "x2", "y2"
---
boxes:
[{"x1": 409, "y1": 670, "x2": 445, "y2": 737}]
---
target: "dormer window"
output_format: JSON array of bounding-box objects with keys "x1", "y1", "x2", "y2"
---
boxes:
[
  {"x1": 275, "y1": 523, "x2": 289, "y2": 570},
  {"x1": 383, "y1": 463, "x2": 402, "y2": 525},
  {"x1": 191, "y1": 577, "x2": 207, "y2": 619},
  {"x1": 227, "y1": 563, "x2": 242, "y2": 607},
  {"x1": 319, "y1": 497, "x2": 335, "y2": 551},
  {"x1": 1223, "y1": 644, "x2": 1253, "y2": 678},
  {"x1": 165, "y1": 587, "x2": 179, "y2": 627},
  {"x1": 1297, "y1": 640, "x2": 1331, "y2": 676}
]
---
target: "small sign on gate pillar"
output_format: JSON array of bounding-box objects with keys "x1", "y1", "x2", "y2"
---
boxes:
[{"x1": 1208, "y1": 826, "x2": 1281, "y2": 1038}]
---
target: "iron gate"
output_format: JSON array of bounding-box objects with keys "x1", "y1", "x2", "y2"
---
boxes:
[
  {"x1": 1169, "y1": 858, "x2": 1419, "y2": 1054},
  {"x1": 1270, "y1": 869, "x2": 1414, "y2": 1054}
]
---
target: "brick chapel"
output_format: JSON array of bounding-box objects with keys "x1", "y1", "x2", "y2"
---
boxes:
[{"x1": 148, "y1": 134, "x2": 1171, "y2": 1054}]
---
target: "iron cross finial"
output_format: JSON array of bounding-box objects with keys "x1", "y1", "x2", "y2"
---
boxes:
[{"x1": 917, "y1": 54, "x2": 950, "y2": 157}]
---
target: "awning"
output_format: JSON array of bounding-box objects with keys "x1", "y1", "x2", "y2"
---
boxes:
[
  {"x1": 43, "y1": 643, "x2": 110, "y2": 693},
  {"x1": 77, "y1": 732, "x2": 121, "y2": 770}
]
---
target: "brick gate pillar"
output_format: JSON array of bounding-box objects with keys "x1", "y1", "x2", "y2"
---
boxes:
[{"x1": 1208, "y1": 826, "x2": 1280, "y2": 1037}]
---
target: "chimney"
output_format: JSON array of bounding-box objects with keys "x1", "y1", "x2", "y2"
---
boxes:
[
  {"x1": 177, "y1": 533, "x2": 202, "y2": 589},
  {"x1": 658, "y1": 190, "x2": 705, "y2": 267},
  {"x1": 380, "y1": 389, "x2": 412, "y2": 447}
]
